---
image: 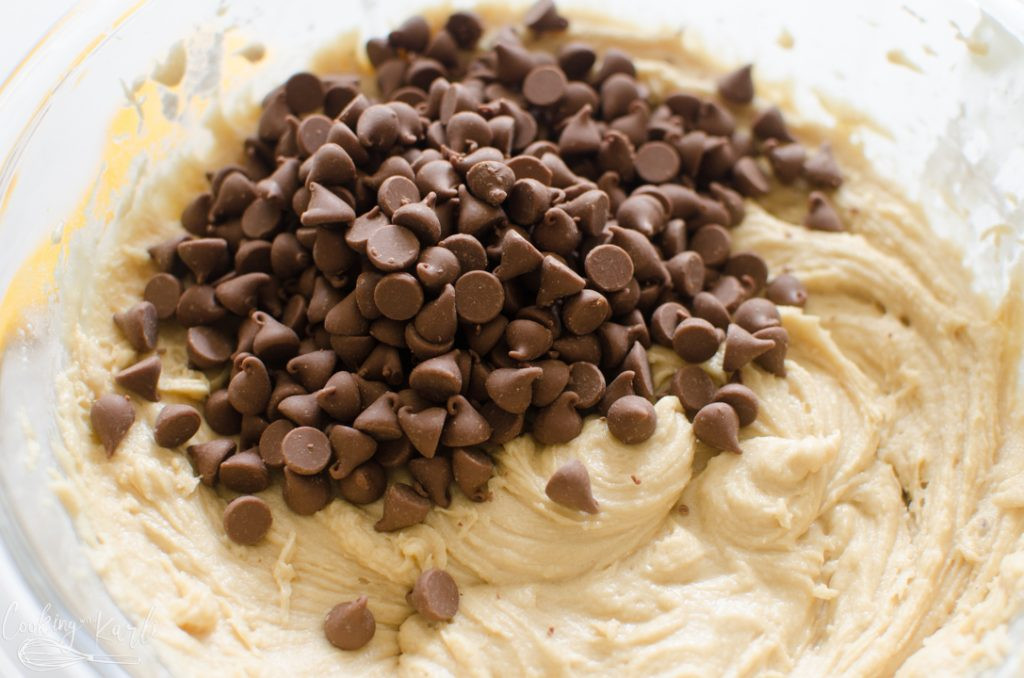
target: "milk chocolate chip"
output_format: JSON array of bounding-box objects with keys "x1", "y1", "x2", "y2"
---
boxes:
[
  {"x1": 223, "y1": 495, "x2": 273, "y2": 545},
  {"x1": 325, "y1": 597, "x2": 376, "y2": 650},
  {"x1": 408, "y1": 569, "x2": 459, "y2": 622},
  {"x1": 545, "y1": 459, "x2": 599, "y2": 514}
]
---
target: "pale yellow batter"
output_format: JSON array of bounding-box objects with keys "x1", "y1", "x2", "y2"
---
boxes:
[{"x1": 50, "y1": 9, "x2": 1024, "y2": 678}]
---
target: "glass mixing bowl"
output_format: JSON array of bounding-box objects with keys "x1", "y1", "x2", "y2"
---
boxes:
[{"x1": 0, "y1": 1, "x2": 1020, "y2": 675}]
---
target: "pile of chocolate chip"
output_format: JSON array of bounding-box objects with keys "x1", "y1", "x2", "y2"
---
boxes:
[{"x1": 89, "y1": 0, "x2": 844, "y2": 649}]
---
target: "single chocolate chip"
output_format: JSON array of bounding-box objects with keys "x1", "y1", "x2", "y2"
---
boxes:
[
  {"x1": 536, "y1": 256, "x2": 586, "y2": 306},
  {"x1": 283, "y1": 468, "x2": 332, "y2": 514},
  {"x1": 486, "y1": 366, "x2": 543, "y2": 414},
  {"x1": 558, "y1": 104, "x2": 602, "y2": 155},
  {"x1": 209, "y1": 173, "x2": 257, "y2": 220},
  {"x1": 493, "y1": 230, "x2": 543, "y2": 281},
  {"x1": 723, "y1": 323, "x2": 776, "y2": 372},
  {"x1": 671, "y1": 365, "x2": 716, "y2": 413},
  {"x1": 723, "y1": 252, "x2": 768, "y2": 294},
  {"x1": 114, "y1": 355, "x2": 161, "y2": 402},
  {"x1": 90, "y1": 393, "x2": 134, "y2": 456},
  {"x1": 621, "y1": 341, "x2": 655, "y2": 399},
  {"x1": 665, "y1": 251, "x2": 705, "y2": 298},
  {"x1": 557, "y1": 42, "x2": 596, "y2": 79},
  {"x1": 752, "y1": 106, "x2": 793, "y2": 142},
  {"x1": 446, "y1": 10, "x2": 484, "y2": 48},
  {"x1": 692, "y1": 291, "x2": 731, "y2": 330},
  {"x1": 220, "y1": 449, "x2": 270, "y2": 493},
  {"x1": 187, "y1": 439, "x2": 235, "y2": 485},
  {"x1": 753, "y1": 326, "x2": 788, "y2": 376},
  {"x1": 672, "y1": 317, "x2": 721, "y2": 363},
  {"x1": 733, "y1": 298, "x2": 781, "y2": 333},
  {"x1": 228, "y1": 355, "x2": 272, "y2": 415},
  {"x1": 177, "y1": 238, "x2": 229, "y2": 284},
  {"x1": 366, "y1": 224, "x2": 421, "y2": 273},
  {"x1": 337, "y1": 461, "x2": 386, "y2": 505},
  {"x1": 505, "y1": 319, "x2": 553, "y2": 361},
  {"x1": 523, "y1": 64, "x2": 568, "y2": 106},
  {"x1": 356, "y1": 104, "x2": 400, "y2": 151},
  {"x1": 466, "y1": 160, "x2": 515, "y2": 207},
  {"x1": 396, "y1": 406, "x2": 444, "y2": 458},
  {"x1": 648, "y1": 302, "x2": 687, "y2": 348},
  {"x1": 254, "y1": 419, "x2": 291, "y2": 469},
  {"x1": 594, "y1": 47, "x2": 636, "y2": 84},
  {"x1": 223, "y1": 495, "x2": 272, "y2": 545},
  {"x1": 634, "y1": 141, "x2": 681, "y2": 184},
  {"x1": 214, "y1": 273, "x2": 270, "y2": 317},
  {"x1": 252, "y1": 311, "x2": 301, "y2": 364},
  {"x1": 452, "y1": 447, "x2": 493, "y2": 501},
  {"x1": 454, "y1": 270, "x2": 504, "y2": 324},
  {"x1": 409, "y1": 456, "x2": 452, "y2": 507},
  {"x1": 711, "y1": 275, "x2": 747, "y2": 312},
  {"x1": 324, "y1": 596, "x2": 376, "y2": 651},
  {"x1": 693, "y1": 401, "x2": 742, "y2": 453},
  {"x1": 714, "y1": 383, "x2": 759, "y2": 427},
  {"x1": 281, "y1": 426, "x2": 332, "y2": 475},
  {"x1": 296, "y1": 114, "x2": 331, "y2": 156},
  {"x1": 562, "y1": 362, "x2": 603, "y2": 409},
  {"x1": 235, "y1": 240, "x2": 273, "y2": 274},
  {"x1": 562, "y1": 290, "x2": 610, "y2": 336},
  {"x1": 176, "y1": 285, "x2": 226, "y2": 327},
  {"x1": 286, "y1": 350, "x2": 336, "y2": 392},
  {"x1": 545, "y1": 459, "x2": 598, "y2": 513},
  {"x1": 731, "y1": 156, "x2": 770, "y2": 197},
  {"x1": 533, "y1": 391, "x2": 583, "y2": 444},
  {"x1": 607, "y1": 395, "x2": 657, "y2": 444},
  {"x1": 415, "y1": 159, "x2": 460, "y2": 201},
  {"x1": 203, "y1": 389, "x2": 240, "y2": 436},
  {"x1": 277, "y1": 392, "x2": 324, "y2": 428},
  {"x1": 307, "y1": 142, "x2": 357, "y2": 186},
  {"x1": 378, "y1": 175, "x2": 420, "y2": 218},
  {"x1": 608, "y1": 225, "x2": 668, "y2": 284},
  {"x1": 154, "y1": 404, "x2": 201, "y2": 448},
  {"x1": 598, "y1": 369, "x2": 636, "y2": 416},
  {"x1": 328, "y1": 425, "x2": 377, "y2": 480},
  {"x1": 314, "y1": 372, "x2": 361, "y2": 423},
  {"x1": 374, "y1": 273, "x2": 424, "y2": 321},
  {"x1": 506, "y1": 155, "x2": 553, "y2": 185},
  {"x1": 375, "y1": 483, "x2": 431, "y2": 532},
  {"x1": 143, "y1": 274, "x2": 181, "y2": 320},
  {"x1": 805, "y1": 191, "x2": 843, "y2": 232},
  {"x1": 766, "y1": 141, "x2": 805, "y2": 183},
  {"x1": 284, "y1": 72, "x2": 323, "y2": 114},
  {"x1": 417, "y1": 248, "x2": 461, "y2": 291},
  {"x1": 388, "y1": 15, "x2": 430, "y2": 51},
  {"x1": 717, "y1": 64, "x2": 754, "y2": 104},
  {"x1": 766, "y1": 274, "x2": 808, "y2": 307},
  {"x1": 393, "y1": 194, "x2": 442, "y2": 243},
  {"x1": 408, "y1": 350, "x2": 463, "y2": 402},
  {"x1": 408, "y1": 568, "x2": 460, "y2": 622},
  {"x1": 524, "y1": 0, "x2": 568, "y2": 32},
  {"x1": 302, "y1": 182, "x2": 356, "y2": 226},
  {"x1": 804, "y1": 144, "x2": 843, "y2": 188},
  {"x1": 442, "y1": 396, "x2": 492, "y2": 447},
  {"x1": 533, "y1": 207, "x2": 580, "y2": 256},
  {"x1": 113, "y1": 301, "x2": 159, "y2": 353},
  {"x1": 353, "y1": 392, "x2": 402, "y2": 441},
  {"x1": 690, "y1": 224, "x2": 732, "y2": 267},
  {"x1": 584, "y1": 244, "x2": 633, "y2": 293}
]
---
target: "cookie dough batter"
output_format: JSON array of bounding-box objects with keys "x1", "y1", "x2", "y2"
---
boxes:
[{"x1": 52, "y1": 10, "x2": 1024, "y2": 677}]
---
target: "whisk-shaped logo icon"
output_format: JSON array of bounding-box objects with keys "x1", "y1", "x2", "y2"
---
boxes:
[{"x1": 17, "y1": 636, "x2": 140, "y2": 671}]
